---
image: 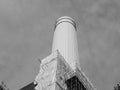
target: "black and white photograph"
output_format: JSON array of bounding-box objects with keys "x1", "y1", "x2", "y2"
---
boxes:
[{"x1": 0, "y1": 0, "x2": 120, "y2": 90}]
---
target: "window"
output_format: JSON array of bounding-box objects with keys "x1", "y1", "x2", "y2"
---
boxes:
[{"x1": 65, "y1": 76, "x2": 87, "y2": 90}]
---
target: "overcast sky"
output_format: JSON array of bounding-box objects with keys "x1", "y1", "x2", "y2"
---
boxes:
[{"x1": 0, "y1": 0, "x2": 120, "y2": 90}]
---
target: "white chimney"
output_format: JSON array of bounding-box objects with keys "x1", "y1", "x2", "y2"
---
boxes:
[{"x1": 52, "y1": 16, "x2": 79, "y2": 70}]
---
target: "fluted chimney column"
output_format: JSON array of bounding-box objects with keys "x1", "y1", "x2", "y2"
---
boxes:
[{"x1": 52, "y1": 16, "x2": 79, "y2": 70}]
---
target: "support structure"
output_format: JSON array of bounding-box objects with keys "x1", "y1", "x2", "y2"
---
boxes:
[
  {"x1": 0, "y1": 81, "x2": 10, "y2": 90},
  {"x1": 34, "y1": 16, "x2": 96, "y2": 90}
]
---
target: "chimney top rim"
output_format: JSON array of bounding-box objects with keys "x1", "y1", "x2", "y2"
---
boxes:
[{"x1": 54, "y1": 16, "x2": 77, "y2": 31}]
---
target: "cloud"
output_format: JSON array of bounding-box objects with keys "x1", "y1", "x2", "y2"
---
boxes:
[{"x1": 0, "y1": 0, "x2": 120, "y2": 90}]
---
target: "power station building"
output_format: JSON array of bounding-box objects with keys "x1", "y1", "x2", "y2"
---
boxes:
[
  {"x1": 20, "y1": 16, "x2": 96, "y2": 90},
  {"x1": 33, "y1": 16, "x2": 96, "y2": 90}
]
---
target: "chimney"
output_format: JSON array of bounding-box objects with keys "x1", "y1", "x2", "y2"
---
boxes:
[{"x1": 52, "y1": 16, "x2": 79, "y2": 70}]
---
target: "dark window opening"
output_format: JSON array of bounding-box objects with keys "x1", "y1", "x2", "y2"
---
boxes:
[{"x1": 65, "y1": 76, "x2": 87, "y2": 90}]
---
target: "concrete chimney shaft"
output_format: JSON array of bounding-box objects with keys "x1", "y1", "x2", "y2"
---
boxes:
[{"x1": 52, "y1": 16, "x2": 79, "y2": 70}]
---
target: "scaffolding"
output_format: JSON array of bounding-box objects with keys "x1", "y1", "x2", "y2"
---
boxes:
[{"x1": 0, "y1": 81, "x2": 10, "y2": 90}]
